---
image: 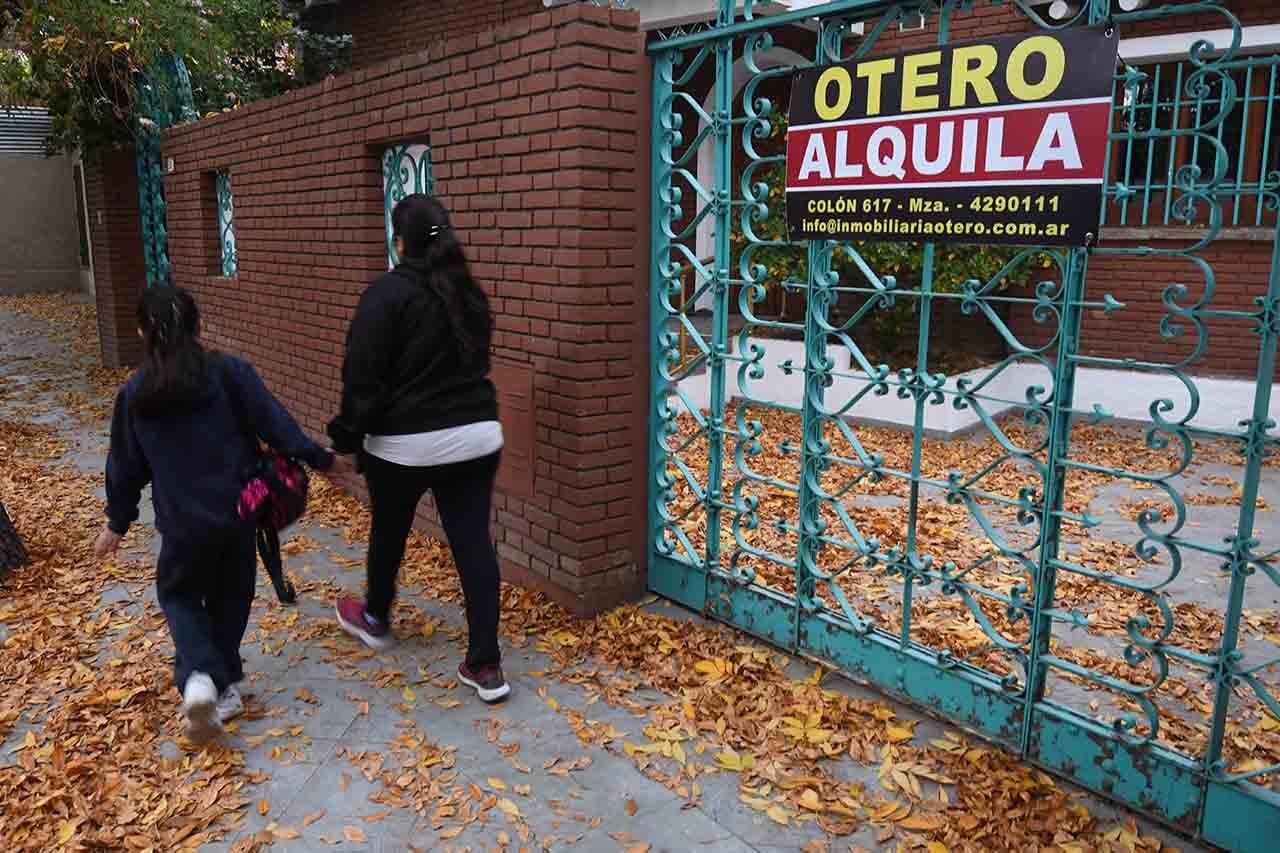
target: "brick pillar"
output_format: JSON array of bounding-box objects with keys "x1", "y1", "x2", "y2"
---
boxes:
[
  {"x1": 84, "y1": 148, "x2": 147, "y2": 368},
  {"x1": 486, "y1": 4, "x2": 648, "y2": 615}
]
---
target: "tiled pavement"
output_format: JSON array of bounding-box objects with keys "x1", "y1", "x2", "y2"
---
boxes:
[{"x1": 0, "y1": 298, "x2": 1208, "y2": 852}]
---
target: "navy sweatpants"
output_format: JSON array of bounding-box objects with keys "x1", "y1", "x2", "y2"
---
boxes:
[{"x1": 156, "y1": 526, "x2": 257, "y2": 694}]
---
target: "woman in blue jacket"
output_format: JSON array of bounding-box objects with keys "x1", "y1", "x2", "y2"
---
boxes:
[{"x1": 94, "y1": 287, "x2": 333, "y2": 744}]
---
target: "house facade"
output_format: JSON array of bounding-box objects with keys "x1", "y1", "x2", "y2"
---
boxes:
[{"x1": 0, "y1": 106, "x2": 92, "y2": 297}]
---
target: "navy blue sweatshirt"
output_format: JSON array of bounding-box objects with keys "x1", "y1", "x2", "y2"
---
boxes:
[{"x1": 105, "y1": 354, "x2": 333, "y2": 540}]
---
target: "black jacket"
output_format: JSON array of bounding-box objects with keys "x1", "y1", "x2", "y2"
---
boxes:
[
  {"x1": 105, "y1": 355, "x2": 333, "y2": 539},
  {"x1": 328, "y1": 259, "x2": 498, "y2": 453}
]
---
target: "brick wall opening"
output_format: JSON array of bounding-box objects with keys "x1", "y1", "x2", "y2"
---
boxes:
[{"x1": 199, "y1": 172, "x2": 223, "y2": 277}]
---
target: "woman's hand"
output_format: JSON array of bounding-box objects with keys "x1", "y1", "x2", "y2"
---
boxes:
[
  {"x1": 94, "y1": 527, "x2": 123, "y2": 558},
  {"x1": 328, "y1": 452, "x2": 360, "y2": 478},
  {"x1": 312, "y1": 447, "x2": 337, "y2": 472},
  {"x1": 326, "y1": 419, "x2": 363, "y2": 456}
]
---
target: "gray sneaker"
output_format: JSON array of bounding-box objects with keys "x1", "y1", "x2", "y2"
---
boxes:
[{"x1": 216, "y1": 684, "x2": 245, "y2": 724}]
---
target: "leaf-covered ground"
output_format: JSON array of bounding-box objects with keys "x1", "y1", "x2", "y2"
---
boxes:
[
  {"x1": 658, "y1": 366, "x2": 1280, "y2": 790},
  {"x1": 0, "y1": 293, "x2": 1239, "y2": 852}
]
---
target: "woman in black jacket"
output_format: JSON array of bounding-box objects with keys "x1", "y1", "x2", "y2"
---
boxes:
[{"x1": 328, "y1": 194, "x2": 509, "y2": 704}]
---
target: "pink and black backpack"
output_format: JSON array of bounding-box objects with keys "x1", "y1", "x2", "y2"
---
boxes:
[{"x1": 219, "y1": 357, "x2": 308, "y2": 603}]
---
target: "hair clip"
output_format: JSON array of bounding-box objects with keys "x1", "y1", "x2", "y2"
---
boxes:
[{"x1": 425, "y1": 224, "x2": 446, "y2": 239}]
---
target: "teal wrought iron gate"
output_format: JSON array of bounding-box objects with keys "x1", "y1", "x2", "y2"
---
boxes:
[
  {"x1": 646, "y1": 1, "x2": 1280, "y2": 848},
  {"x1": 134, "y1": 56, "x2": 196, "y2": 288}
]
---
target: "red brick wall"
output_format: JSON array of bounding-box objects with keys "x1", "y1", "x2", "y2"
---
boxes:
[
  {"x1": 84, "y1": 148, "x2": 147, "y2": 369},
  {"x1": 336, "y1": 0, "x2": 545, "y2": 70},
  {"x1": 161, "y1": 5, "x2": 645, "y2": 616},
  {"x1": 1007, "y1": 239, "x2": 1278, "y2": 379}
]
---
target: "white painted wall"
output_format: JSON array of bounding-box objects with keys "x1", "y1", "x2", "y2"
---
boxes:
[
  {"x1": 665, "y1": 335, "x2": 1280, "y2": 436},
  {"x1": 545, "y1": 0, "x2": 842, "y2": 29},
  {"x1": 1120, "y1": 25, "x2": 1280, "y2": 63}
]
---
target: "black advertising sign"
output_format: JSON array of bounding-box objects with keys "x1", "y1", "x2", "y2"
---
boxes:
[{"x1": 785, "y1": 27, "x2": 1118, "y2": 246}]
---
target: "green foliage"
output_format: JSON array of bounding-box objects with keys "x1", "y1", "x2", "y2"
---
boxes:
[
  {"x1": 0, "y1": 0, "x2": 350, "y2": 152},
  {"x1": 732, "y1": 116, "x2": 1040, "y2": 349}
]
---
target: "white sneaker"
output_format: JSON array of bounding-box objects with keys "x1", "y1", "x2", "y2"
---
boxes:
[
  {"x1": 216, "y1": 684, "x2": 245, "y2": 724},
  {"x1": 180, "y1": 671, "x2": 223, "y2": 744}
]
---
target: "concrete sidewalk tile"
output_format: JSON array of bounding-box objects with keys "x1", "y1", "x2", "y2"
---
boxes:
[
  {"x1": 690, "y1": 770, "x2": 829, "y2": 851},
  {"x1": 576, "y1": 799, "x2": 754, "y2": 852},
  {"x1": 271, "y1": 759, "x2": 419, "y2": 851},
  {"x1": 242, "y1": 678, "x2": 363, "y2": 740},
  {"x1": 198, "y1": 760, "x2": 328, "y2": 850}
]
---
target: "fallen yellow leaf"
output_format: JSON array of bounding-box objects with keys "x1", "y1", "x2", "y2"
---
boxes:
[
  {"x1": 343, "y1": 825, "x2": 366, "y2": 843},
  {"x1": 886, "y1": 725, "x2": 914, "y2": 743},
  {"x1": 715, "y1": 748, "x2": 755, "y2": 772}
]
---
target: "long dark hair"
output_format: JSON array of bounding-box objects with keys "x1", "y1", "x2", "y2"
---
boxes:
[
  {"x1": 131, "y1": 286, "x2": 207, "y2": 418},
  {"x1": 392, "y1": 194, "x2": 491, "y2": 355}
]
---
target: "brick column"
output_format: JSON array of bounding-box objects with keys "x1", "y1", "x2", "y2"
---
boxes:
[
  {"x1": 482, "y1": 5, "x2": 647, "y2": 614},
  {"x1": 84, "y1": 148, "x2": 147, "y2": 368}
]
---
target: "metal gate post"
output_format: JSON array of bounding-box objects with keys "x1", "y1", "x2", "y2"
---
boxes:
[
  {"x1": 1019, "y1": 245, "x2": 1089, "y2": 756},
  {"x1": 793, "y1": 9, "x2": 855, "y2": 643},
  {"x1": 900, "y1": 243, "x2": 935, "y2": 650},
  {"x1": 795, "y1": 238, "x2": 832, "y2": 639},
  {"x1": 134, "y1": 55, "x2": 195, "y2": 288},
  {"x1": 1017, "y1": 0, "x2": 1110, "y2": 757},
  {"x1": 1200, "y1": 219, "x2": 1280, "y2": 834},
  {"x1": 648, "y1": 47, "x2": 676, "y2": 580},
  {"x1": 704, "y1": 31, "x2": 734, "y2": 579}
]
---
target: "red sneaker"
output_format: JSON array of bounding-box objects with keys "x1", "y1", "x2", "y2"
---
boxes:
[
  {"x1": 335, "y1": 595, "x2": 393, "y2": 651},
  {"x1": 458, "y1": 662, "x2": 511, "y2": 704}
]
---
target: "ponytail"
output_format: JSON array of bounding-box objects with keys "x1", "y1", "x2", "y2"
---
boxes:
[
  {"x1": 391, "y1": 194, "x2": 492, "y2": 356},
  {"x1": 131, "y1": 287, "x2": 208, "y2": 418}
]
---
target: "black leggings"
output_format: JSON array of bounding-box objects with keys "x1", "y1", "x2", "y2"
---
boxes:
[{"x1": 363, "y1": 450, "x2": 502, "y2": 667}]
